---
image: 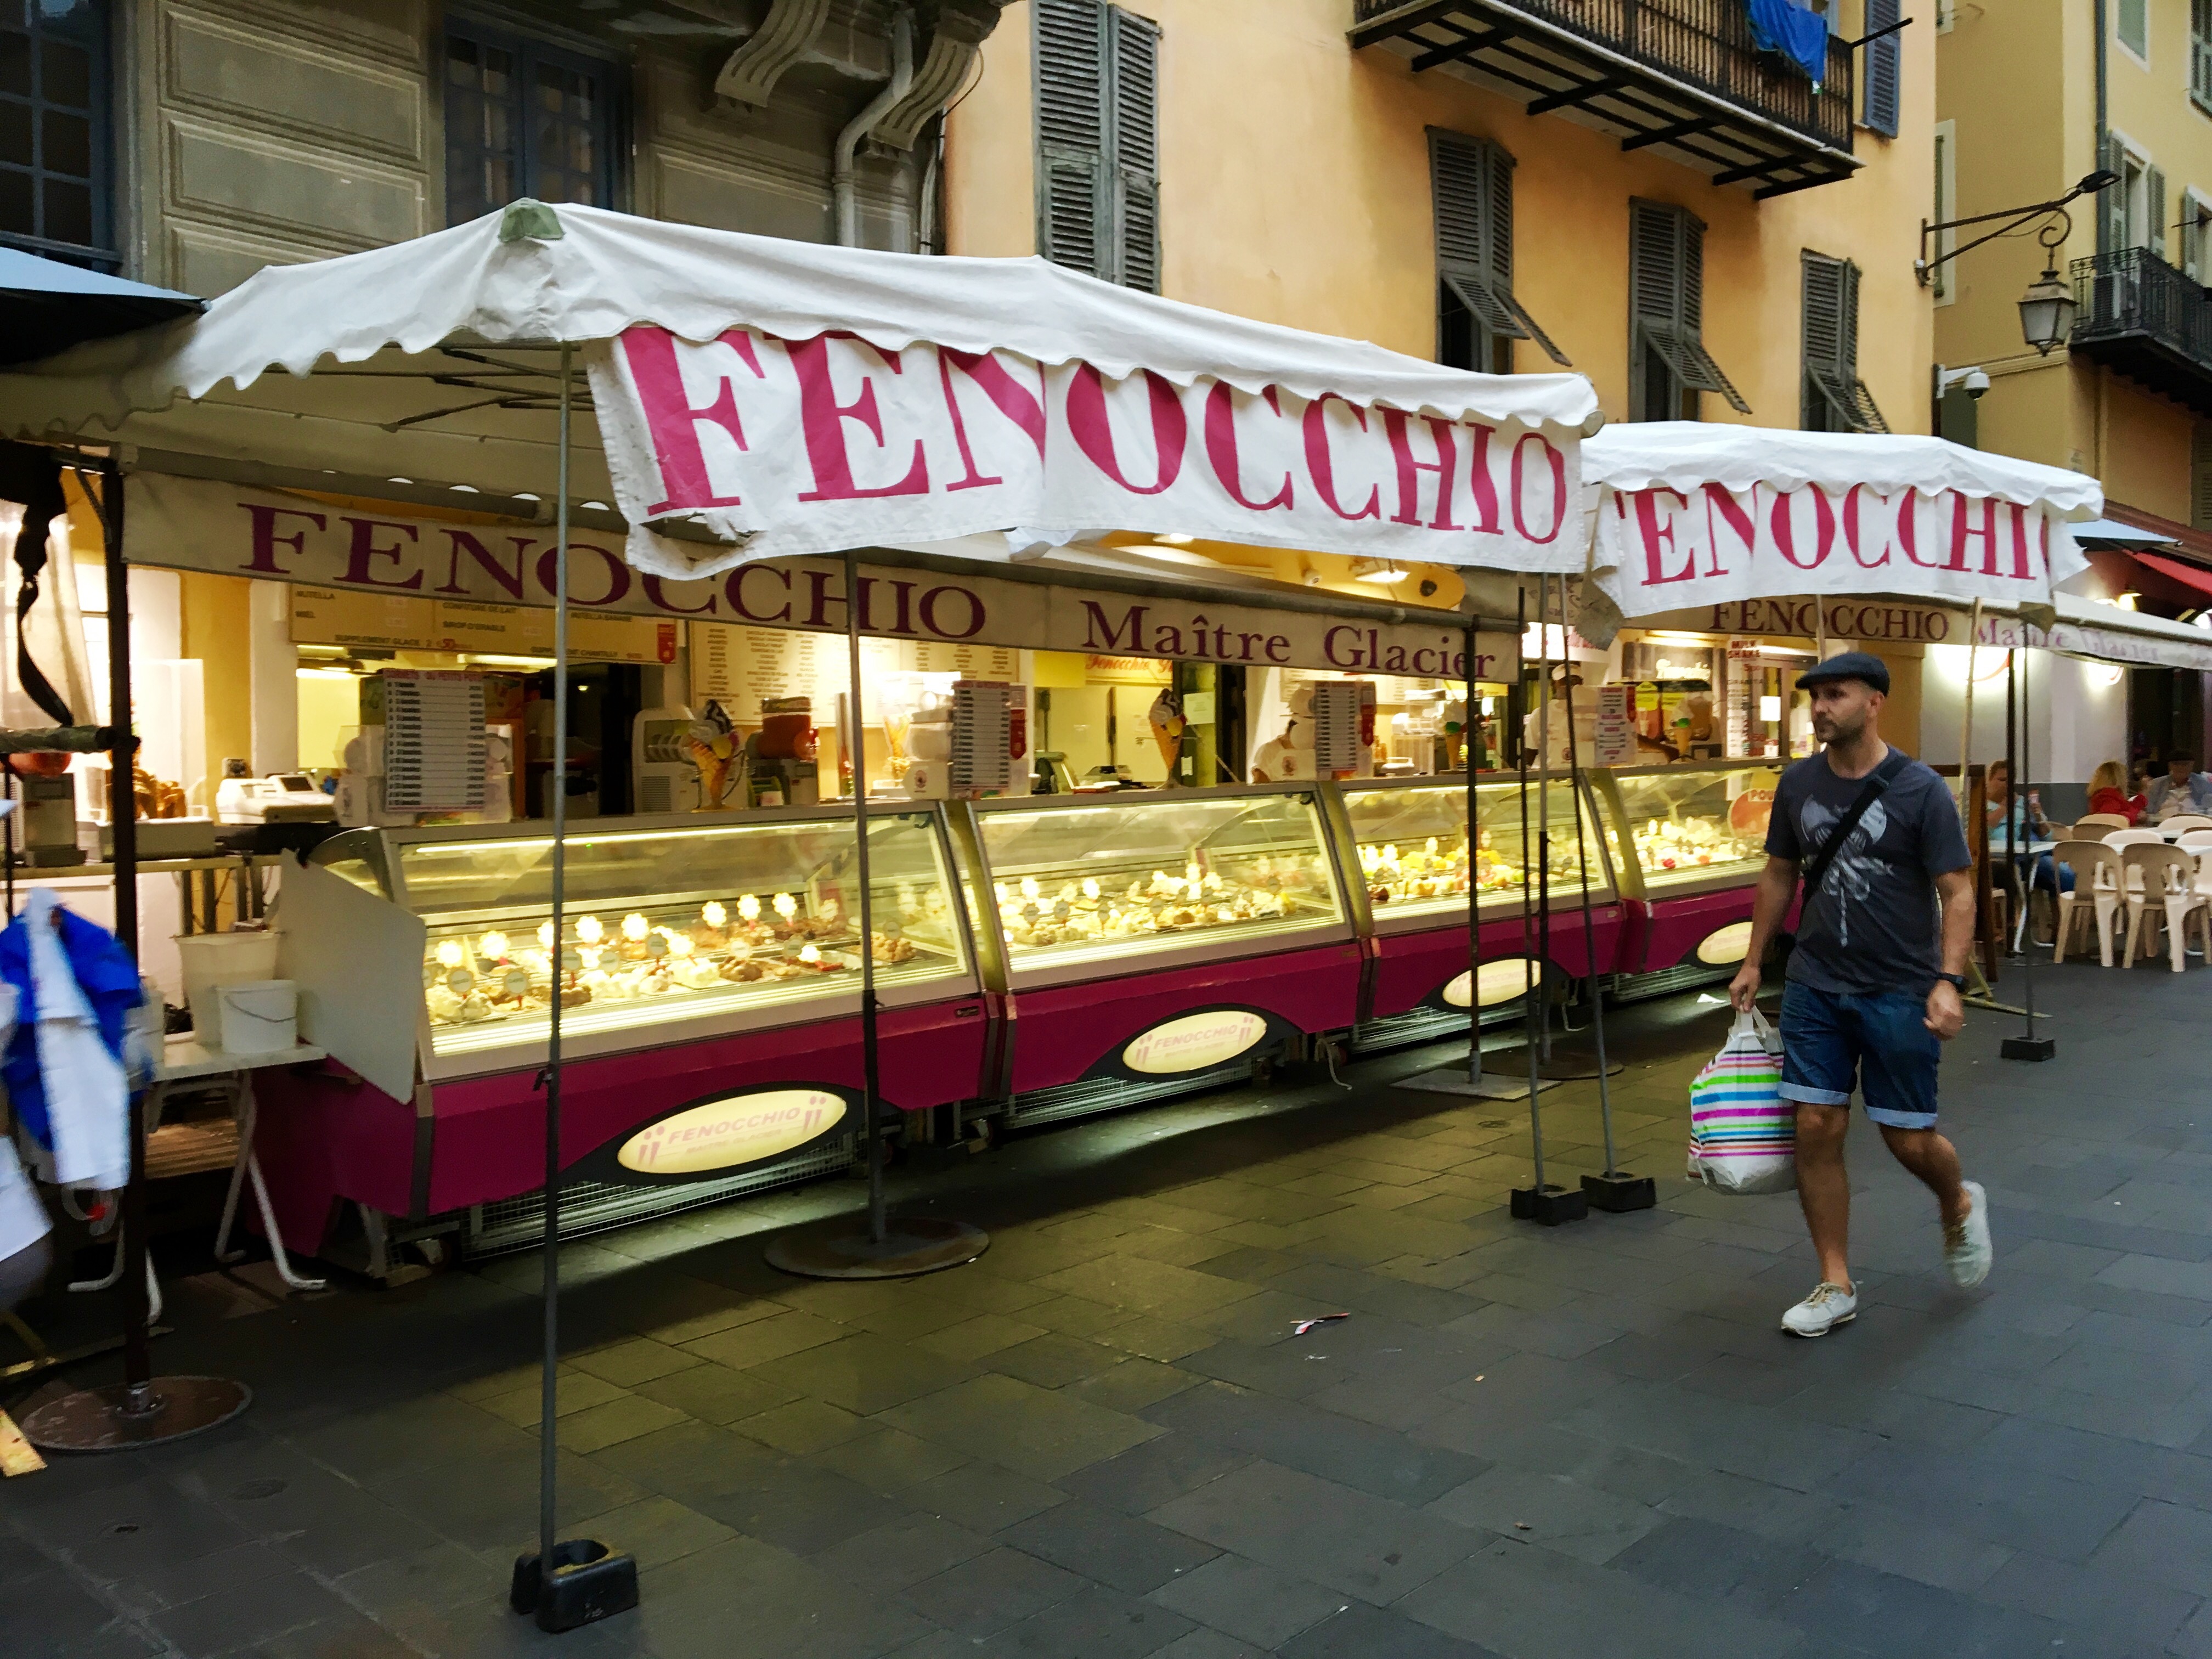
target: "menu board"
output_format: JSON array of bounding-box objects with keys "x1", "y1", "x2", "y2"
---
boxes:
[
  {"x1": 915, "y1": 641, "x2": 1019, "y2": 678},
  {"x1": 295, "y1": 591, "x2": 672, "y2": 664},
  {"x1": 291, "y1": 588, "x2": 435, "y2": 650},
  {"x1": 380, "y1": 670, "x2": 487, "y2": 812},
  {"x1": 691, "y1": 623, "x2": 910, "y2": 721},
  {"x1": 1593, "y1": 684, "x2": 1638, "y2": 766}
]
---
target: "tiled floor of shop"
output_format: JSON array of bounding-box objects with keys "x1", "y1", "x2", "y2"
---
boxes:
[{"x1": 10, "y1": 965, "x2": 2212, "y2": 1659}]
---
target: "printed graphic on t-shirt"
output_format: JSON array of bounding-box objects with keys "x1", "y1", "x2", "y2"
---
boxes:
[{"x1": 1798, "y1": 794, "x2": 1889, "y2": 948}]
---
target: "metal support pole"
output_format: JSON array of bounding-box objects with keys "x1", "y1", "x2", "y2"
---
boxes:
[
  {"x1": 539, "y1": 342, "x2": 572, "y2": 1582},
  {"x1": 1463, "y1": 620, "x2": 1482, "y2": 1088},
  {"x1": 2004, "y1": 631, "x2": 2055, "y2": 1060},
  {"x1": 846, "y1": 550, "x2": 887, "y2": 1246}
]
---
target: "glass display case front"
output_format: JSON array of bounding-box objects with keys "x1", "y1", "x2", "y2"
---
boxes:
[
  {"x1": 312, "y1": 807, "x2": 974, "y2": 1058},
  {"x1": 1589, "y1": 761, "x2": 1782, "y2": 898},
  {"x1": 1339, "y1": 774, "x2": 1615, "y2": 926},
  {"x1": 968, "y1": 787, "x2": 1349, "y2": 975}
]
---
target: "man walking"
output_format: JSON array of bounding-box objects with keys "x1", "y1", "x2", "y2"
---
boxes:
[{"x1": 1730, "y1": 652, "x2": 1990, "y2": 1337}]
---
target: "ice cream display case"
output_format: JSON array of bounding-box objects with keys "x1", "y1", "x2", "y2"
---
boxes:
[
  {"x1": 1585, "y1": 759, "x2": 1788, "y2": 983},
  {"x1": 960, "y1": 784, "x2": 1362, "y2": 1125},
  {"x1": 1337, "y1": 773, "x2": 1626, "y2": 1048},
  {"x1": 252, "y1": 805, "x2": 989, "y2": 1256}
]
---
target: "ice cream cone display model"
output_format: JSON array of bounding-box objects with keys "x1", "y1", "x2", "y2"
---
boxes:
[
  {"x1": 1146, "y1": 689, "x2": 1187, "y2": 775},
  {"x1": 678, "y1": 702, "x2": 742, "y2": 810}
]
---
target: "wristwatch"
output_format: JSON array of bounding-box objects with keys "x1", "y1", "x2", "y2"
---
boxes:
[{"x1": 1936, "y1": 973, "x2": 1967, "y2": 991}]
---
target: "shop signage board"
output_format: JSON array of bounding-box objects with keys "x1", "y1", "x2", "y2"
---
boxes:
[
  {"x1": 379, "y1": 670, "x2": 487, "y2": 812},
  {"x1": 291, "y1": 589, "x2": 674, "y2": 664},
  {"x1": 1634, "y1": 599, "x2": 2212, "y2": 672},
  {"x1": 1592, "y1": 483, "x2": 2089, "y2": 618},
  {"x1": 614, "y1": 1088, "x2": 849, "y2": 1177},
  {"x1": 1593, "y1": 684, "x2": 1637, "y2": 766},
  {"x1": 139, "y1": 471, "x2": 1519, "y2": 680},
  {"x1": 589, "y1": 326, "x2": 1584, "y2": 578}
]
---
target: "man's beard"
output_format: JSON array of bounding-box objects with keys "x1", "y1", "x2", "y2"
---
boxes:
[{"x1": 1815, "y1": 709, "x2": 1865, "y2": 746}]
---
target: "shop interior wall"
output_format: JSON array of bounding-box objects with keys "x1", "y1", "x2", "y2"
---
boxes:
[
  {"x1": 945, "y1": 0, "x2": 1932, "y2": 431},
  {"x1": 1919, "y1": 641, "x2": 2123, "y2": 788}
]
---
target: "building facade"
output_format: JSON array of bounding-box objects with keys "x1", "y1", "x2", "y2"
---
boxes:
[{"x1": 1934, "y1": 0, "x2": 2212, "y2": 774}]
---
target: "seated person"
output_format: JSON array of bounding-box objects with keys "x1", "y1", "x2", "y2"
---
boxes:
[
  {"x1": 2087, "y1": 760, "x2": 2146, "y2": 825},
  {"x1": 1987, "y1": 759, "x2": 2072, "y2": 898},
  {"x1": 2147, "y1": 753, "x2": 2212, "y2": 820}
]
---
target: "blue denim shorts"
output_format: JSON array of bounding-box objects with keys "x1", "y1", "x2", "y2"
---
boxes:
[{"x1": 1777, "y1": 980, "x2": 1940, "y2": 1130}]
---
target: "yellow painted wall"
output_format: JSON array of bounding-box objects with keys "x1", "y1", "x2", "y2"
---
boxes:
[
  {"x1": 180, "y1": 572, "x2": 252, "y2": 775},
  {"x1": 951, "y1": 0, "x2": 1933, "y2": 432}
]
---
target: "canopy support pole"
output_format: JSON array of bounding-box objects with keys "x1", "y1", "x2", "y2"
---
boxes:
[
  {"x1": 1511, "y1": 576, "x2": 1583, "y2": 1224},
  {"x1": 509, "y1": 345, "x2": 639, "y2": 1635},
  {"x1": 20, "y1": 457, "x2": 252, "y2": 1454},
  {"x1": 765, "y1": 554, "x2": 987, "y2": 1280},
  {"x1": 2004, "y1": 629, "x2": 2056, "y2": 1060}
]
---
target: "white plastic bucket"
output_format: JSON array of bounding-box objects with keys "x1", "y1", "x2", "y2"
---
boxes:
[
  {"x1": 216, "y1": 979, "x2": 297, "y2": 1055},
  {"x1": 177, "y1": 930, "x2": 280, "y2": 1049}
]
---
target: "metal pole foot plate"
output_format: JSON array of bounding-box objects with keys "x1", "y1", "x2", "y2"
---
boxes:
[
  {"x1": 1485, "y1": 1043, "x2": 1626, "y2": 1081},
  {"x1": 1510, "y1": 1183, "x2": 1588, "y2": 1226},
  {"x1": 19, "y1": 1376, "x2": 250, "y2": 1452},
  {"x1": 1582, "y1": 1171, "x2": 1657, "y2": 1212},
  {"x1": 1396, "y1": 1065, "x2": 1558, "y2": 1101},
  {"x1": 764, "y1": 1216, "x2": 989, "y2": 1280},
  {"x1": 511, "y1": 1539, "x2": 639, "y2": 1632},
  {"x1": 2000, "y1": 1035, "x2": 2057, "y2": 1062}
]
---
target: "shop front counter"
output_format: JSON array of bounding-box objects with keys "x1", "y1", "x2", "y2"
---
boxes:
[
  {"x1": 256, "y1": 804, "x2": 989, "y2": 1256},
  {"x1": 1587, "y1": 760, "x2": 1791, "y2": 994},
  {"x1": 960, "y1": 785, "x2": 1363, "y2": 1127},
  {"x1": 1339, "y1": 774, "x2": 1626, "y2": 1050}
]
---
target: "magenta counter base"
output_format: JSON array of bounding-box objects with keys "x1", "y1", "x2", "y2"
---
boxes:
[
  {"x1": 253, "y1": 997, "x2": 990, "y2": 1257},
  {"x1": 1366, "y1": 906, "x2": 1626, "y2": 1027}
]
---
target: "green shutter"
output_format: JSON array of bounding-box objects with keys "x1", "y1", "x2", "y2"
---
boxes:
[
  {"x1": 1864, "y1": 0, "x2": 1901, "y2": 137},
  {"x1": 1035, "y1": 0, "x2": 1107, "y2": 277},
  {"x1": 2149, "y1": 165, "x2": 2168, "y2": 261},
  {"x1": 1803, "y1": 252, "x2": 1888, "y2": 433},
  {"x1": 1107, "y1": 5, "x2": 1159, "y2": 293},
  {"x1": 1429, "y1": 131, "x2": 1570, "y2": 368},
  {"x1": 1630, "y1": 199, "x2": 1749, "y2": 417},
  {"x1": 2102, "y1": 134, "x2": 2128, "y2": 254}
]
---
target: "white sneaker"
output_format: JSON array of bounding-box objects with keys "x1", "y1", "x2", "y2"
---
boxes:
[
  {"x1": 1945, "y1": 1180, "x2": 1993, "y2": 1289},
  {"x1": 1781, "y1": 1282, "x2": 1858, "y2": 1337}
]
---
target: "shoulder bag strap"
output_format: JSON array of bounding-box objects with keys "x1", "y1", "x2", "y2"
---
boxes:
[{"x1": 1798, "y1": 750, "x2": 1912, "y2": 901}]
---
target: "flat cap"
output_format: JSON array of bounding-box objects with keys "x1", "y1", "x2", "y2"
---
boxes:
[{"x1": 1796, "y1": 650, "x2": 1890, "y2": 696}]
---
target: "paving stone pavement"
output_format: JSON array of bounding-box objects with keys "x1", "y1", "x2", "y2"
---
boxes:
[{"x1": 6, "y1": 963, "x2": 2212, "y2": 1659}]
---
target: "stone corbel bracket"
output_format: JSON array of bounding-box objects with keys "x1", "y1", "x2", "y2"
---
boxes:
[
  {"x1": 715, "y1": 0, "x2": 834, "y2": 107},
  {"x1": 874, "y1": 0, "x2": 1009, "y2": 151}
]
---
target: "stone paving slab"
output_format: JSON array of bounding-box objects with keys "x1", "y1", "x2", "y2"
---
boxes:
[{"x1": 5, "y1": 966, "x2": 2212, "y2": 1657}]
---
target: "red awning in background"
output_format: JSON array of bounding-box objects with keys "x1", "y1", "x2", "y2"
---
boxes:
[{"x1": 2137, "y1": 551, "x2": 2212, "y2": 603}]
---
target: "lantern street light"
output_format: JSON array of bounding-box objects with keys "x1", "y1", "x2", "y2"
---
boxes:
[
  {"x1": 1918, "y1": 170, "x2": 2116, "y2": 354},
  {"x1": 2017, "y1": 243, "x2": 2078, "y2": 356}
]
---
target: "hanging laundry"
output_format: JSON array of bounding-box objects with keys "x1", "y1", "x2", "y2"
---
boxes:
[
  {"x1": 0, "y1": 889, "x2": 151, "y2": 1195},
  {"x1": 1747, "y1": 0, "x2": 1830, "y2": 87}
]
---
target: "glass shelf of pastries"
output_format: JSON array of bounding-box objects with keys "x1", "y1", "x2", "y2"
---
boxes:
[
  {"x1": 1585, "y1": 760, "x2": 1782, "y2": 899},
  {"x1": 966, "y1": 786, "x2": 1352, "y2": 979},
  {"x1": 1338, "y1": 775, "x2": 1616, "y2": 932},
  {"x1": 309, "y1": 809, "x2": 975, "y2": 1060}
]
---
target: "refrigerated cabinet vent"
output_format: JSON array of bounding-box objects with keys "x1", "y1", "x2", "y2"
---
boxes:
[{"x1": 1005, "y1": 1063, "x2": 1254, "y2": 1128}]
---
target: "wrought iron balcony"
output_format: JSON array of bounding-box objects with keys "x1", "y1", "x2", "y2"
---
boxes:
[
  {"x1": 1351, "y1": 0, "x2": 1857, "y2": 197},
  {"x1": 2069, "y1": 248, "x2": 2212, "y2": 420}
]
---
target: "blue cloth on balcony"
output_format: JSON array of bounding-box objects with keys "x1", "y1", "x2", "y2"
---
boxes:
[{"x1": 1748, "y1": 0, "x2": 1829, "y2": 86}]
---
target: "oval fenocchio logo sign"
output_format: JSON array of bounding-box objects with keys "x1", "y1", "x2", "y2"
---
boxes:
[
  {"x1": 1121, "y1": 1011, "x2": 1267, "y2": 1075},
  {"x1": 617, "y1": 1088, "x2": 848, "y2": 1176}
]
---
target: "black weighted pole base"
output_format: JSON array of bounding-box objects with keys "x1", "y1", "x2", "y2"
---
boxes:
[
  {"x1": 511, "y1": 1539, "x2": 639, "y2": 1632},
  {"x1": 1510, "y1": 1183, "x2": 1588, "y2": 1226},
  {"x1": 1582, "y1": 1171, "x2": 1657, "y2": 1212},
  {"x1": 765, "y1": 1215, "x2": 989, "y2": 1280},
  {"x1": 19, "y1": 1376, "x2": 250, "y2": 1452},
  {"x1": 2001, "y1": 1035, "x2": 2057, "y2": 1062}
]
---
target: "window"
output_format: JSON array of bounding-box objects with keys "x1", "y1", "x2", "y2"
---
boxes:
[
  {"x1": 1034, "y1": 0, "x2": 1159, "y2": 292},
  {"x1": 2183, "y1": 189, "x2": 2212, "y2": 282},
  {"x1": 2118, "y1": 0, "x2": 2148, "y2": 62},
  {"x1": 1802, "y1": 252, "x2": 1887, "y2": 433},
  {"x1": 1429, "y1": 130, "x2": 1568, "y2": 374},
  {"x1": 1628, "y1": 199, "x2": 1748, "y2": 422},
  {"x1": 444, "y1": 21, "x2": 616, "y2": 227},
  {"x1": 0, "y1": 0, "x2": 113, "y2": 268},
  {"x1": 1931, "y1": 120, "x2": 1956, "y2": 305},
  {"x1": 2195, "y1": 0, "x2": 2212, "y2": 110},
  {"x1": 2101, "y1": 136, "x2": 2162, "y2": 257},
  {"x1": 1863, "y1": 0, "x2": 1901, "y2": 138}
]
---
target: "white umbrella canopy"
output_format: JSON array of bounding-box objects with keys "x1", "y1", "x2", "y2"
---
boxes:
[
  {"x1": 1581, "y1": 423, "x2": 2103, "y2": 624},
  {"x1": 0, "y1": 201, "x2": 1601, "y2": 584}
]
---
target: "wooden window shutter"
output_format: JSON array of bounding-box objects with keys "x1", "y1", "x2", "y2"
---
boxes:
[
  {"x1": 1630, "y1": 200, "x2": 1750, "y2": 416},
  {"x1": 2149, "y1": 165, "x2": 2169, "y2": 262},
  {"x1": 1035, "y1": 0, "x2": 1108, "y2": 278},
  {"x1": 2193, "y1": 425, "x2": 2212, "y2": 531},
  {"x1": 1803, "y1": 252, "x2": 1888, "y2": 433},
  {"x1": 1864, "y1": 0, "x2": 1901, "y2": 137},
  {"x1": 1107, "y1": 6, "x2": 1159, "y2": 293},
  {"x1": 2102, "y1": 135, "x2": 2128, "y2": 254},
  {"x1": 1429, "y1": 130, "x2": 1570, "y2": 368},
  {"x1": 2196, "y1": 0, "x2": 2212, "y2": 105}
]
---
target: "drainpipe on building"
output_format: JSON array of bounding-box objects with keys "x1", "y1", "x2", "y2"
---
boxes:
[{"x1": 834, "y1": 8, "x2": 916, "y2": 248}]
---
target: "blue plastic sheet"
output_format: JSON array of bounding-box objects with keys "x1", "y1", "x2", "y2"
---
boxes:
[{"x1": 1748, "y1": 0, "x2": 1830, "y2": 86}]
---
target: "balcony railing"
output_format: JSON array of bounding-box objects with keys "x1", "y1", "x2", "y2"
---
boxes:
[
  {"x1": 2070, "y1": 247, "x2": 2212, "y2": 418},
  {"x1": 1353, "y1": 0, "x2": 1853, "y2": 155}
]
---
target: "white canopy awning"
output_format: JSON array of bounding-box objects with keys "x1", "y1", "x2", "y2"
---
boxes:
[
  {"x1": 0, "y1": 202, "x2": 1600, "y2": 584},
  {"x1": 1579, "y1": 423, "x2": 2103, "y2": 623}
]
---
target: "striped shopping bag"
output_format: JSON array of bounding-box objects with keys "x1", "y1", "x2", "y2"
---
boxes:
[{"x1": 1686, "y1": 1008, "x2": 1796, "y2": 1195}]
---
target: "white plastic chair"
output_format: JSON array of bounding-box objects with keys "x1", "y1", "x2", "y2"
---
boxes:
[
  {"x1": 2077, "y1": 813, "x2": 2132, "y2": 833},
  {"x1": 2052, "y1": 840, "x2": 2121, "y2": 967},
  {"x1": 2160, "y1": 814, "x2": 2212, "y2": 833},
  {"x1": 2122, "y1": 844, "x2": 2209, "y2": 972}
]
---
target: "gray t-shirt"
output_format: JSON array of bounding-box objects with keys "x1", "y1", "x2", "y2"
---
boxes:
[{"x1": 1765, "y1": 748, "x2": 1972, "y2": 997}]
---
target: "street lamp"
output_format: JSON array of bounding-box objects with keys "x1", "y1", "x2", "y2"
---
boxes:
[
  {"x1": 1919, "y1": 170, "x2": 2116, "y2": 353},
  {"x1": 2017, "y1": 260, "x2": 2076, "y2": 356}
]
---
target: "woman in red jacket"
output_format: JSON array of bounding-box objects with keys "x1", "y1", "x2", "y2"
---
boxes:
[{"x1": 2087, "y1": 760, "x2": 2146, "y2": 825}]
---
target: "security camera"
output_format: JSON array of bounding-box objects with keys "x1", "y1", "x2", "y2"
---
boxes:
[
  {"x1": 1937, "y1": 364, "x2": 1991, "y2": 400},
  {"x1": 1962, "y1": 368, "x2": 1990, "y2": 399}
]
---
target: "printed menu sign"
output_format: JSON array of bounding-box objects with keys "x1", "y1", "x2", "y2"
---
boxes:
[
  {"x1": 380, "y1": 670, "x2": 486, "y2": 812},
  {"x1": 1593, "y1": 684, "x2": 1637, "y2": 766}
]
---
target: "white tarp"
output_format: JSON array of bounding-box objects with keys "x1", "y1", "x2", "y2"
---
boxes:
[
  {"x1": 1582, "y1": 424, "x2": 2102, "y2": 619},
  {"x1": 1, "y1": 202, "x2": 1600, "y2": 582}
]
